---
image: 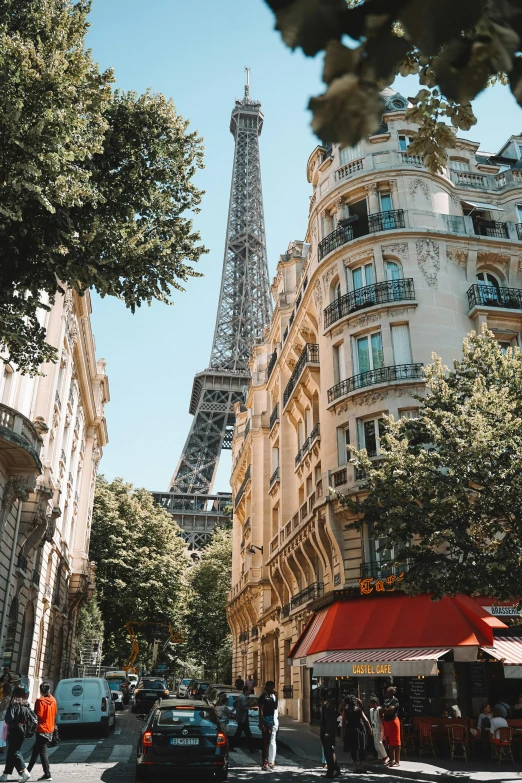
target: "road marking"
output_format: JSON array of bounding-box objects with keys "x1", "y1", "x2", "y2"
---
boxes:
[
  {"x1": 63, "y1": 743, "x2": 98, "y2": 762},
  {"x1": 230, "y1": 748, "x2": 259, "y2": 767},
  {"x1": 114, "y1": 729, "x2": 122, "y2": 735},
  {"x1": 46, "y1": 746, "x2": 59, "y2": 757},
  {"x1": 109, "y1": 743, "x2": 133, "y2": 762}
]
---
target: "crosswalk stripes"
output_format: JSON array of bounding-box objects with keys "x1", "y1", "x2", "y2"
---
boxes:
[
  {"x1": 62, "y1": 743, "x2": 98, "y2": 762},
  {"x1": 108, "y1": 743, "x2": 133, "y2": 762},
  {"x1": 230, "y1": 748, "x2": 259, "y2": 767}
]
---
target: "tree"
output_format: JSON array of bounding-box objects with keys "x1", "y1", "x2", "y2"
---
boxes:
[
  {"x1": 264, "y1": 0, "x2": 522, "y2": 171},
  {"x1": 0, "y1": 0, "x2": 205, "y2": 373},
  {"x1": 186, "y1": 526, "x2": 232, "y2": 681},
  {"x1": 89, "y1": 477, "x2": 192, "y2": 668},
  {"x1": 340, "y1": 326, "x2": 522, "y2": 601},
  {"x1": 75, "y1": 596, "x2": 104, "y2": 671}
]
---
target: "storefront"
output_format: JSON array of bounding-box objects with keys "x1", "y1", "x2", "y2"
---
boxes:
[{"x1": 289, "y1": 592, "x2": 522, "y2": 723}]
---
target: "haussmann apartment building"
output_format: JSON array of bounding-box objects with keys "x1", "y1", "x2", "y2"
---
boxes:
[
  {"x1": 227, "y1": 89, "x2": 522, "y2": 726},
  {"x1": 0, "y1": 288, "x2": 109, "y2": 700}
]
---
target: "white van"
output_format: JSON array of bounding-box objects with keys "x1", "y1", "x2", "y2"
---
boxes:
[{"x1": 55, "y1": 677, "x2": 116, "y2": 737}]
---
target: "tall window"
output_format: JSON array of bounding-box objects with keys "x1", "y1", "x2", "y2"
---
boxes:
[
  {"x1": 398, "y1": 135, "x2": 411, "y2": 151},
  {"x1": 355, "y1": 332, "x2": 384, "y2": 374},
  {"x1": 337, "y1": 425, "x2": 351, "y2": 466},
  {"x1": 391, "y1": 324, "x2": 413, "y2": 365},
  {"x1": 332, "y1": 343, "x2": 344, "y2": 385},
  {"x1": 352, "y1": 263, "x2": 375, "y2": 290},
  {"x1": 332, "y1": 282, "x2": 342, "y2": 302},
  {"x1": 380, "y1": 192, "x2": 393, "y2": 212},
  {"x1": 357, "y1": 417, "x2": 386, "y2": 457},
  {"x1": 340, "y1": 142, "x2": 363, "y2": 165},
  {"x1": 476, "y1": 271, "x2": 501, "y2": 303},
  {"x1": 385, "y1": 261, "x2": 402, "y2": 281},
  {"x1": 516, "y1": 204, "x2": 522, "y2": 224},
  {"x1": 450, "y1": 159, "x2": 470, "y2": 171}
]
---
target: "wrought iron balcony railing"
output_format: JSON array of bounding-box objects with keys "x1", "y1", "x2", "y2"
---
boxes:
[
  {"x1": 291, "y1": 582, "x2": 324, "y2": 610},
  {"x1": 472, "y1": 217, "x2": 509, "y2": 239},
  {"x1": 281, "y1": 603, "x2": 291, "y2": 618},
  {"x1": 318, "y1": 225, "x2": 354, "y2": 260},
  {"x1": 295, "y1": 423, "x2": 320, "y2": 467},
  {"x1": 270, "y1": 467, "x2": 280, "y2": 486},
  {"x1": 270, "y1": 403, "x2": 279, "y2": 431},
  {"x1": 251, "y1": 626, "x2": 259, "y2": 639},
  {"x1": 368, "y1": 209, "x2": 405, "y2": 233},
  {"x1": 234, "y1": 465, "x2": 251, "y2": 509},
  {"x1": 267, "y1": 349, "x2": 278, "y2": 379},
  {"x1": 16, "y1": 553, "x2": 28, "y2": 572},
  {"x1": 467, "y1": 284, "x2": 522, "y2": 311},
  {"x1": 328, "y1": 363, "x2": 424, "y2": 403},
  {"x1": 360, "y1": 559, "x2": 409, "y2": 579},
  {"x1": 283, "y1": 344, "x2": 319, "y2": 407},
  {"x1": 239, "y1": 630, "x2": 250, "y2": 643},
  {"x1": 324, "y1": 278, "x2": 415, "y2": 328}
]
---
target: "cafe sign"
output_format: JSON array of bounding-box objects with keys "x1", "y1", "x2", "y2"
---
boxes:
[
  {"x1": 482, "y1": 605, "x2": 521, "y2": 617},
  {"x1": 351, "y1": 663, "x2": 392, "y2": 675},
  {"x1": 314, "y1": 658, "x2": 440, "y2": 677}
]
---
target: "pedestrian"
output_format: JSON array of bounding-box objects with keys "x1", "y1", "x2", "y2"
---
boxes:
[
  {"x1": 258, "y1": 681, "x2": 278, "y2": 771},
  {"x1": 245, "y1": 674, "x2": 255, "y2": 694},
  {"x1": 382, "y1": 686, "x2": 401, "y2": 767},
  {"x1": 231, "y1": 687, "x2": 254, "y2": 752},
  {"x1": 27, "y1": 682, "x2": 57, "y2": 781},
  {"x1": 493, "y1": 698, "x2": 511, "y2": 719},
  {"x1": 234, "y1": 676, "x2": 245, "y2": 691},
  {"x1": 0, "y1": 686, "x2": 33, "y2": 782},
  {"x1": 369, "y1": 696, "x2": 389, "y2": 765},
  {"x1": 319, "y1": 689, "x2": 340, "y2": 778},
  {"x1": 342, "y1": 695, "x2": 372, "y2": 774},
  {"x1": 0, "y1": 684, "x2": 11, "y2": 755}
]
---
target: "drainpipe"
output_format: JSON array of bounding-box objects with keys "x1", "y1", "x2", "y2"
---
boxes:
[{"x1": 0, "y1": 499, "x2": 23, "y2": 662}]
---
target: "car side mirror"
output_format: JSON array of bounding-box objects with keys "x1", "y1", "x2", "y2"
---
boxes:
[{"x1": 136, "y1": 714, "x2": 148, "y2": 722}]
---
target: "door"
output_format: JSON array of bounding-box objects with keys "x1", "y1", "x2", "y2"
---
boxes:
[
  {"x1": 391, "y1": 325, "x2": 412, "y2": 366},
  {"x1": 355, "y1": 332, "x2": 384, "y2": 377},
  {"x1": 56, "y1": 679, "x2": 85, "y2": 725},
  {"x1": 82, "y1": 679, "x2": 102, "y2": 724}
]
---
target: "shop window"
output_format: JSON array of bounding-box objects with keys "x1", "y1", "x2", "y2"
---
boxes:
[
  {"x1": 357, "y1": 417, "x2": 386, "y2": 457},
  {"x1": 354, "y1": 332, "x2": 384, "y2": 375}
]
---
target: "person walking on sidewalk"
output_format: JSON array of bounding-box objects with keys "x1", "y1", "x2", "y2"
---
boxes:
[
  {"x1": 382, "y1": 686, "x2": 401, "y2": 768},
  {"x1": 342, "y1": 695, "x2": 372, "y2": 774},
  {"x1": 27, "y1": 682, "x2": 57, "y2": 781},
  {"x1": 258, "y1": 681, "x2": 278, "y2": 771},
  {"x1": 0, "y1": 686, "x2": 34, "y2": 782},
  {"x1": 231, "y1": 687, "x2": 255, "y2": 752},
  {"x1": 369, "y1": 696, "x2": 389, "y2": 765},
  {"x1": 320, "y1": 689, "x2": 340, "y2": 778},
  {"x1": 0, "y1": 684, "x2": 11, "y2": 756}
]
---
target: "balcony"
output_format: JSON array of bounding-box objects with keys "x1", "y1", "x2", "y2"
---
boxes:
[
  {"x1": 16, "y1": 553, "x2": 28, "y2": 572},
  {"x1": 472, "y1": 217, "x2": 509, "y2": 239},
  {"x1": 283, "y1": 344, "x2": 319, "y2": 407},
  {"x1": 0, "y1": 403, "x2": 42, "y2": 472},
  {"x1": 234, "y1": 465, "x2": 251, "y2": 509},
  {"x1": 467, "y1": 284, "x2": 522, "y2": 311},
  {"x1": 336, "y1": 158, "x2": 364, "y2": 181},
  {"x1": 324, "y1": 279, "x2": 415, "y2": 329},
  {"x1": 328, "y1": 363, "x2": 424, "y2": 404},
  {"x1": 281, "y1": 603, "x2": 291, "y2": 619},
  {"x1": 295, "y1": 423, "x2": 320, "y2": 468},
  {"x1": 239, "y1": 630, "x2": 250, "y2": 643},
  {"x1": 270, "y1": 403, "x2": 279, "y2": 431},
  {"x1": 318, "y1": 225, "x2": 354, "y2": 260},
  {"x1": 269, "y1": 467, "x2": 280, "y2": 487},
  {"x1": 251, "y1": 626, "x2": 259, "y2": 640},
  {"x1": 318, "y1": 210, "x2": 405, "y2": 261},
  {"x1": 330, "y1": 466, "x2": 348, "y2": 489},
  {"x1": 398, "y1": 151, "x2": 424, "y2": 167},
  {"x1": 291, "y1": 582, "x2": 324, "y2": 611},
  {"x1": 451, "y1": 171, "x2": 488, "y2": 189},
  {"x1": 360, "y1": 559, "x2": 409, "y2": 579},
  {"x1": 267, "y1": 349, "x2": 278, "y2": 379},
  {"x1": 367, "y1": 209, "x2": 405, "y2": 233}
]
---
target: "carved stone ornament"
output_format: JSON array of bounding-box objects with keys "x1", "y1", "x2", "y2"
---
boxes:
[
  {"x1": 416, "y1": 239, "x2": 440, "y2": 288},
  {"x1": 450, "y1": 192, "x2": 461, "y2": 207},
  {"x1": 364, "y1": 183, "x2": 378, "y2": 194},
  {"x1": 313, "y1": 279, "x2": 323, "y2": 309},
  {"x1": 322, "y1": 265, "x2": 338, "y2": 294},
  {"x1": 447, "y1": 247, "x2": 468, "y2": 269},
  {"x1": 60, "y1": 349, "x2": 68, "y2": 369},
  {"x1": 92, "y1": 435, "x2": 102, "y2": 465},
  {"x1": 349, "y1": 312, "x2": 382, "y2": 329},
  {"x1": 286, "y1": 358, "x2": 296, "y2": 370},
  {"x1": 477, "y1": 251, "x2": 510, "y2": 268},
  {"x1": 299, "y1": 325, "x2": 313, "y2": 339},
  {"x1": 68, "y1": 319, "x2": 79, "y2": 350},
  {"x1": 346, "y1": 250, "x2": 375, "y2": 266},
  {"x1": 0, "y1": 476, "x2": 33, "y2": 541},
  {"x1": 353, "y1": 389, "x2": 390, "y2": 406},
  {"x1": 63, "y1": 288, "x2": 74, "y2": 316},
  {"x1": 409, "y1": 178, "x2": 430, "y2": 202},
  {"x1": 332, "y1": 327, "x2": 344, "y2": 337},
  {"x1": 382, "y1": 242, "x2": 409, "y2": 260}
]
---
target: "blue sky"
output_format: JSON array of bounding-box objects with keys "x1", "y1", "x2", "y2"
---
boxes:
[{"x1": 87, "y1": 0, "x2": 522, "y2": 493}]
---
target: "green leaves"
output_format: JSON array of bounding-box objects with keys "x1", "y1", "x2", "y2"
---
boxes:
[
  {"x1": 0, "y1": 0, "x2": 205, "y2": 373},
  {"x1": 340, "y1": 327, "x2": 522, "y2": 601},
  {"x1": 264, "y1": 0, "x2": 522, "y2": 172}
]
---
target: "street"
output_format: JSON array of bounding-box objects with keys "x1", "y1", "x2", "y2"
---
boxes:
[{"x1": 5, "y1": 706, "x2": 404, "y2": 783}]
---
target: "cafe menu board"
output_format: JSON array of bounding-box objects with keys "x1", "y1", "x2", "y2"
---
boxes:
[
  {"x1": 409, "y1": 679, "x2": 429, "y2": 715},
  {"x1": 469, "y1": 662, "x2": 487, "y2": 698}
]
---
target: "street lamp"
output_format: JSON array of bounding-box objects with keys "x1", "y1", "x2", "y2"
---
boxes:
[{"x1": 247, "y1": 545, "x2": 263, "y2": 555}]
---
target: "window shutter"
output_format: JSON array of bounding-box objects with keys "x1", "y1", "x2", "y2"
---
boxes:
[{"x1": 391, "y1": 324, "x2": 412, "y2": 365}]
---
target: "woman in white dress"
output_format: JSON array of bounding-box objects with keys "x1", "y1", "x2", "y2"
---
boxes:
[{"x1": 369, "y1": 696, "x2": 389, "y2": 765}]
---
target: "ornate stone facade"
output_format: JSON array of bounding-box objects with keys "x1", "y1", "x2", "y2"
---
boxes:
[
  {"x1": 0, "y1": 290, "x2": 109, "y2": 698},
  {"x1": 228, "y1": 96, "x2": 522, "y2": 723}
]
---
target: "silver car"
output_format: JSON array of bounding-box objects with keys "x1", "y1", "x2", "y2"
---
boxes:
[
  {"x1": 215, "y1": 693, "x2": 262, "y2": 738},
  {"x1": 176, "y1": 677, "x2": 192, "y2": 698}
]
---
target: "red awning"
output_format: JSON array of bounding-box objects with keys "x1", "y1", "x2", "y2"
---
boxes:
[{"x1": 290, "y1": 593, "x2": 506, "y2": 666}]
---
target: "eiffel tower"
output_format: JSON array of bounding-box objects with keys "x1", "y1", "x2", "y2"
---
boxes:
[{"x1": 153, "y1": 69, "x2": 272, "y2": 547}]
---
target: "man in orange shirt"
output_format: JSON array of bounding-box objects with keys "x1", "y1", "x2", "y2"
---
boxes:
[{"x1": 27, "y1": 683, "x2": 57, "y2": 781}]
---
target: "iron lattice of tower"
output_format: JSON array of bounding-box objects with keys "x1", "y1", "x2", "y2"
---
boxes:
[{"x1": 153, "y1": 71, "x2": 272, "y2": 548}]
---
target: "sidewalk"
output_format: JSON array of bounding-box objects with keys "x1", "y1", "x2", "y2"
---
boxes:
[{"x1": 277, "y1": 715, "x2": 522, "y2": 782}]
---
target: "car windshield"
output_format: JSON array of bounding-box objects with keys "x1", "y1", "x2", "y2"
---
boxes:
[
  {"x1": 199, "y1": 683, "x2": 209, "y2": 691},
  {"x1": 226, "y1": 695, "x2": 259, "y2": 710},
  {"x1": 181, "y1": 679, "x2": 191, "y2": 686},
  {"x1": 140, "y1": 680, "x2": 165, "y2": 689},
  {"x1": 156, "y1": 708, "x2": 218, "y2": 727},
  {"x1": 107, "y1": 681, "x2": 120, "y2": 692}
]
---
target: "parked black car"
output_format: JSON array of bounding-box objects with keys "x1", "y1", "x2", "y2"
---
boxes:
[
  {"x1": 135, "y1": 698, "x2": 228, "y2": 780},
  {"x1": 132, "y1": 677, "x2": 169, "y2": 713},
  {"x1": 185, "y1": 678, "x2": 211, "y2": 699}
]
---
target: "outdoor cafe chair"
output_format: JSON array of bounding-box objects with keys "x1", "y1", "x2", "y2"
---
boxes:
[
  {"x1": 492, "y1": 726, "x2": 514, "y2": 764},
  {"x1": 447, "y1": 724, "x2": 469, "y2": 761},
  {"x1": 400, "y1": 719, "x2": 416, "y2": 756},
  {"x1": 418, "y1": 721, "x2": 436, "y2": 758}
]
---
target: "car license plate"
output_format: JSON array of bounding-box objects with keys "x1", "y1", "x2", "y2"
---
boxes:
[
  {"x1": 61, "y1": 714, "x2": 79, "y2": 720},
  {"x1": 170, "y1": 738, "x2": 198, "y2": 746}
]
